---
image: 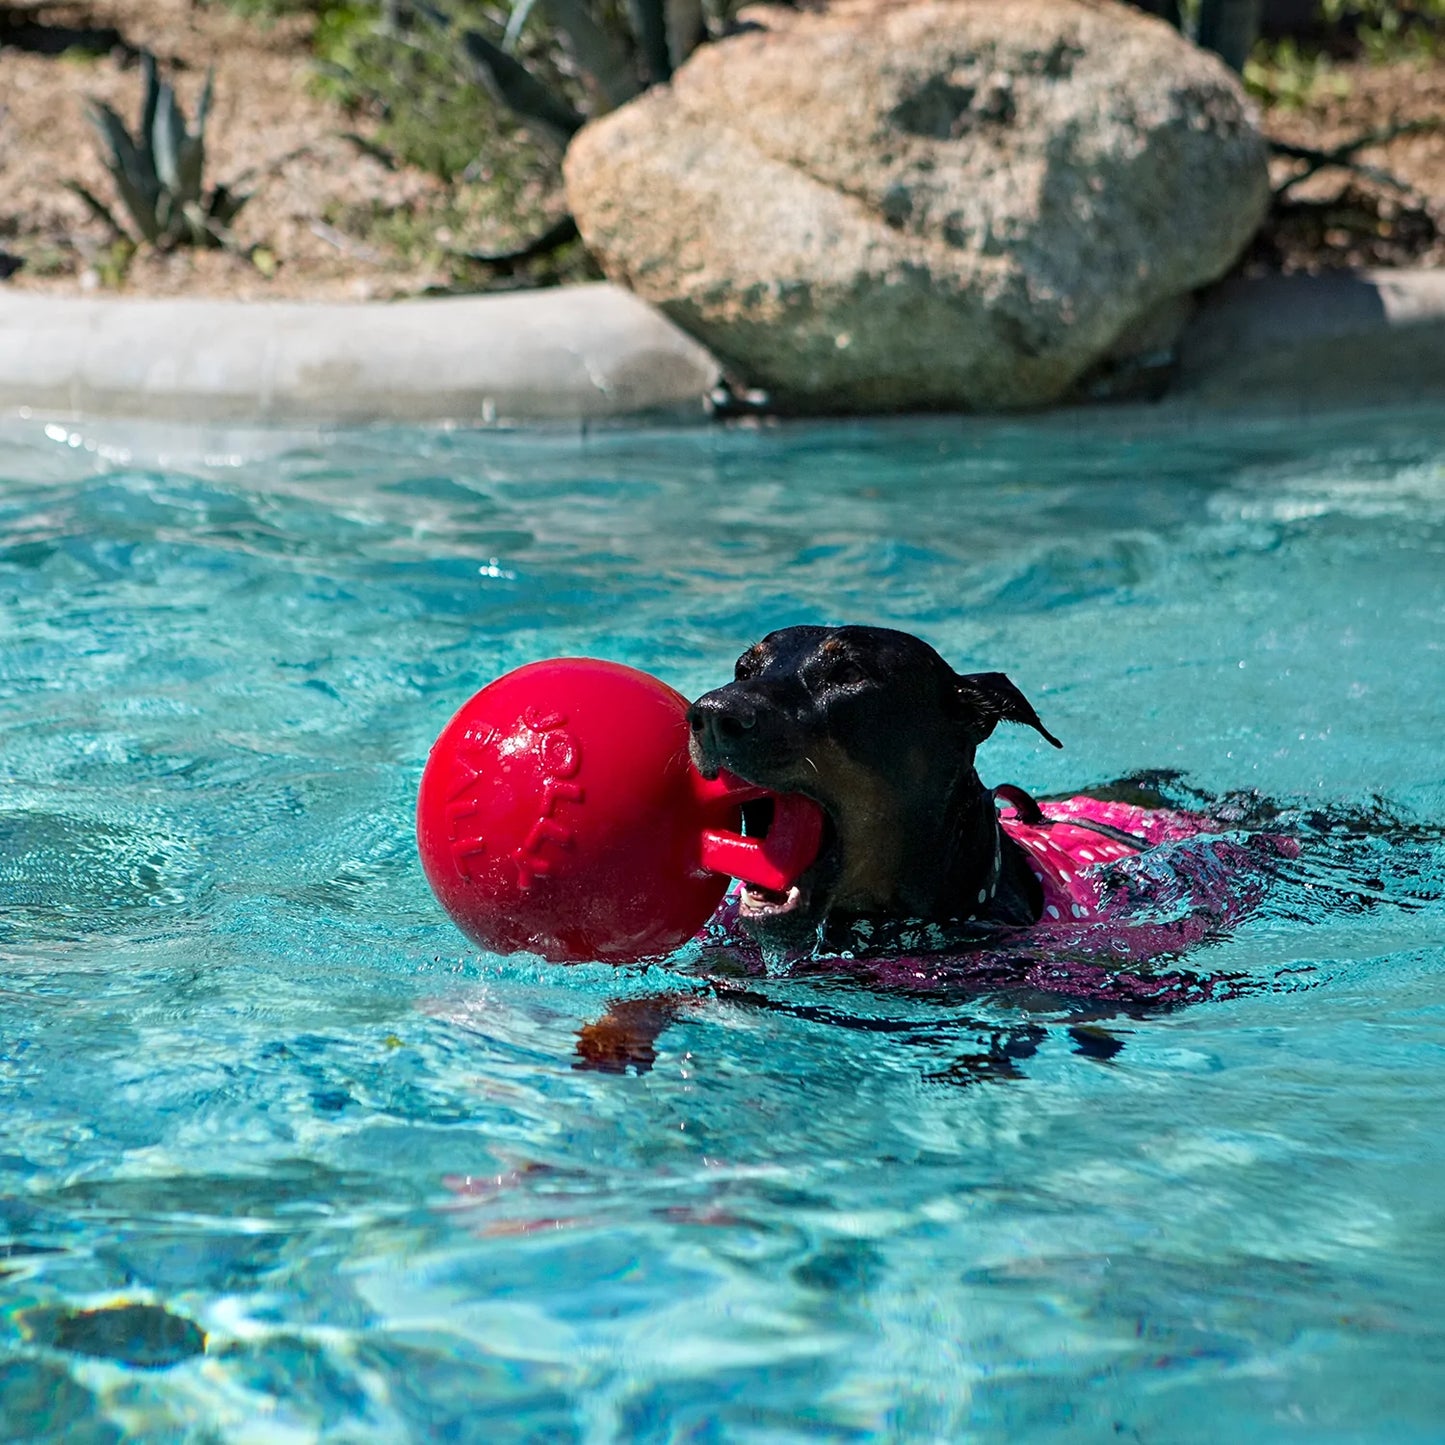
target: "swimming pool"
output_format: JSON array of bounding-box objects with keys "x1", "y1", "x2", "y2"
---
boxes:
[{"x1": 1, "y1": 405, "x2": 1443, "y2": 1441}]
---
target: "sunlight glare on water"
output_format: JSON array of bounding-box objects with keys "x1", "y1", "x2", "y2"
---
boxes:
[{"x1": 1, "y1": 406, "x2": 1443, "y2": 1442}]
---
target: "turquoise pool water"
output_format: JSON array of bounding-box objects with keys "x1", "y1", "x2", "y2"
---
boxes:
[{"x1": 1, "y1": 406, "x2": 1443, "y2": 1442}]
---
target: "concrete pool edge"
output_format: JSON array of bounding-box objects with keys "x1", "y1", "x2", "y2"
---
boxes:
[
  {"x1": 0, "y1": 269, "x2": 1441, "y2": 426},
  {"x1": 0, "y1": 282, "x2": 722, "y2": 427}
]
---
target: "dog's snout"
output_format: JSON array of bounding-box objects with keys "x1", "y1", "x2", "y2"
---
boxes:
[{"x1": 688, "y1": 690, "x2": 757, "y2": 746}]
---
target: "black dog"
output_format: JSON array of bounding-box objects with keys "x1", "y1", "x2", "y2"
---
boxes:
[
  {"x1": 576, "y1": 625, "x2": 1073, "y2": 1074},
  {"x1": 687, "y1": 624, "x2": 1062, "y2": 952}
]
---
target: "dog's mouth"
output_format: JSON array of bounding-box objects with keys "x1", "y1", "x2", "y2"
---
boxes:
[
  {"x1": 734, "y1": 794, "x2": 838, "y2": 924},
  {"x1": 691, "y1": 734, "x2": 839, "y2": 936}
]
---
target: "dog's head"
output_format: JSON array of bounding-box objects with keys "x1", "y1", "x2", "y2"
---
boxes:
[{"x1": 688, "y1": 625, "x2": 1060, "y2": 946}]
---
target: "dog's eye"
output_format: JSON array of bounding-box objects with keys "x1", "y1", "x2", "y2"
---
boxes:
[
  {"x1": 826, "y1": 658, "x2": 868, "y2": 686},
  {"x1": 734, "y1": 646, "x2": 765, "y2": 681}
]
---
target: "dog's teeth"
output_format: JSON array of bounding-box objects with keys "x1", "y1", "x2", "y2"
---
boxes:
[{"x1": 739, "y1": 882, "x2": 803, "y2": 918}]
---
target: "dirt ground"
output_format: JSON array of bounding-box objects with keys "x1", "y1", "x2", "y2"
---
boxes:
[
  {"x1": 1246, "y1": 54, "x2": 1445, "y2": 273},
  {"x1": 0, "y1": 0, "x2": 1441, "y2": 300},
  {"x1": 0, "y1": 0, "x2": 559, "y2": 298}
]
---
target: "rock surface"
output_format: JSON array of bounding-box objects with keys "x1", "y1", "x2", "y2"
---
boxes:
[{"x1": 564, "y1": 0, "x2": 1271, "y2": 412}]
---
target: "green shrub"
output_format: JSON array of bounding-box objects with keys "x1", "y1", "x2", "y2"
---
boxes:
[
  {"x1": 1245, "y1": 1, "x2": 1443, "y2": 106},
  {"x1": 312, "y1": 2, "x2": 549, "y2": 184},
  {"x1": 296, "y1": 0, "x2": 739, "y2": 276},
  {"x1": 1319, "y1": 0, "x2": 1445, "y2": 59},
  {"x1": 1244, "y1": 35, "x2": 1350, "y2": 106}
]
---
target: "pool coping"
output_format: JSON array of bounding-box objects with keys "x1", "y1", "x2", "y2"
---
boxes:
[
  {"x1": 0, "y1": 268, "x2": 1441, "y2": 426},
  {"x1": 0, "y1": 282, "x2": 722, "y2": 427}
]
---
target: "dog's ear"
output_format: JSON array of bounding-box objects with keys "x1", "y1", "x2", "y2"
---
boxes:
[{"x1": 954, "y1": 672, "x2": 1063, "y2": 749}]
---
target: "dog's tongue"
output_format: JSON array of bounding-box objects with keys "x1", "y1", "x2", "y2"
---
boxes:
[{"x1": 692, "y1": 770, "x2": 824, "y2": 892}]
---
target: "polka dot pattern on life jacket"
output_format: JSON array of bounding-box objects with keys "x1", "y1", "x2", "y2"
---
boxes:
[{"x1": 998, "y1": 795, "x2": 1207, "y2": 923}]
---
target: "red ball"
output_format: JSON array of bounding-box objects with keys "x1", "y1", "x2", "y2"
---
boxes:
[{"x1": 417, "y1": 658, "x2": 742, "y2": 962}]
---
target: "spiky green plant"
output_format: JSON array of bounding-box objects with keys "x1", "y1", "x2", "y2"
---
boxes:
[
  {"x1": 67, "y1": 53, "x2": 250, "y2": 249},
  {"x1": 441, "y1": 0, "x2": 715, "y2": 148}
]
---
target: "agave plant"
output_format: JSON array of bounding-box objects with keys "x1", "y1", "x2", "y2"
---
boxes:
[
  {"x1": 419, "y1": 0, "x2": 711, "y2": 264},
  {"x1": 439, "y1": 0, "x2": 711, "y2": 150},
  {"x1": 68, "y1": 53, "x2": 249, "y2": 249}
]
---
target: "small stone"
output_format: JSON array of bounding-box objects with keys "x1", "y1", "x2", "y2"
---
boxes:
[{"x1": 23, "y1": 1303, "x2": 206, "y2": 1370}]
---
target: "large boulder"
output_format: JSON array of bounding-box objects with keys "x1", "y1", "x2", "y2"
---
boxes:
[{"x1": 563, "y1": 0, "x2": 1270, "y2": 412}]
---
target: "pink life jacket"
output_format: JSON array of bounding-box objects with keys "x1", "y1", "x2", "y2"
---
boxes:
[
  {"x1": 994, "y1": 787, "x2": 1212, "y2": 924},
  {"x1": 708, "y1": 787, "x2": 1297, "y2": 1001}
]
